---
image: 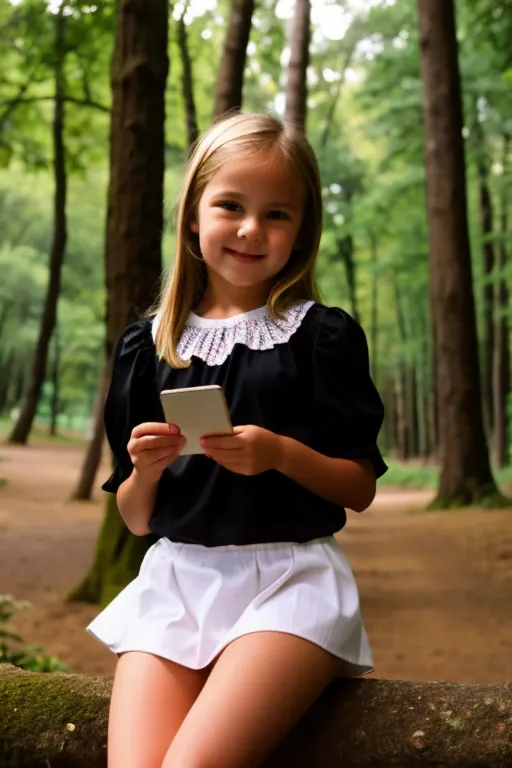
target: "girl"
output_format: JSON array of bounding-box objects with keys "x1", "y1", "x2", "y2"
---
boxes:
[{"x1": 87, "y1": 112, "x2": 387, "y2": 768}]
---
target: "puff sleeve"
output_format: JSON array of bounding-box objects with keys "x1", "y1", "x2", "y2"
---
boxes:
[
  {"x1": 102, "y1": 318, "x2": 163, "y2": 493},
  {"x1": 312, "y1": 307, "x2": 387, "y2": 478}
]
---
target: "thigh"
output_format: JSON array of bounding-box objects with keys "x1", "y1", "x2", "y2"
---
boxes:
[
  {"x1": 108, "y1": 651, "x2": 211, "y2": 768},
  {"x1": 162, "y1": 632, "x2": 338, "y2": 768}
]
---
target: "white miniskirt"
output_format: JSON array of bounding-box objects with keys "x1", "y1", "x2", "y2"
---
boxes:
[{"x1": 86, "y1": 535, "x2": 373, "y2": 678}]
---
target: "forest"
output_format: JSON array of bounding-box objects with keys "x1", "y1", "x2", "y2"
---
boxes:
[{"x1": 0, "y1": 0, "x2": 511, "y2": 608}]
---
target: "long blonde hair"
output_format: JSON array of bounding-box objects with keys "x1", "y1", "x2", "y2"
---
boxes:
[{"x1": 154, "y1": 112, "x2": 323, "y2": 368}]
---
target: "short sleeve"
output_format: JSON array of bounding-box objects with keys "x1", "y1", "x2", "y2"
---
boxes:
[
  {"x1": 313, "y1": 307, "x2": 387, "y2": 478},
  {"x1": 102, "y1": 318, "x2": 163, "y2": 493}
]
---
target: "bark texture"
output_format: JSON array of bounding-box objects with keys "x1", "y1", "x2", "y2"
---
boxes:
[
  {"x1": 416, "y1": 0, "x2": 503, "y2": 506},
  {"x1": 1, "y1": 666, "x2": 511, "y2": 767}
]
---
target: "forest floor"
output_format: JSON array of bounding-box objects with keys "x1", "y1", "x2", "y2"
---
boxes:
[{"x1": 0, "y1": 439, "x2": 511, "y2": 683}]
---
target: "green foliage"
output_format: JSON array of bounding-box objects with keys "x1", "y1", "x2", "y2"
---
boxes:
[
  {"x1": 0, "y1": 595, "x2": 69, "y2": 672},
  {"x1": 0, "y1": 0, "x2": 510, "y2": 464},
  {"x1": 380, "y1": 460, "x2": 512, "y2": 492}
]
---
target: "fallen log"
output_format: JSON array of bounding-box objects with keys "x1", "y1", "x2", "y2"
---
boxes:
[{"x1": 0, "y1": 664, "x2": 511, "y2": 767}]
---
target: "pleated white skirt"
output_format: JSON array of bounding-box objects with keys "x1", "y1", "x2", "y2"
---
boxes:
[{"x1": 86, "y1": 535, "x2": 373, "y2": 677}]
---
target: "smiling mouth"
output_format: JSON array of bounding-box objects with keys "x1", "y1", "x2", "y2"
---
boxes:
[{"x1": 226, "y1": 248, "x2": 265, "y2": 259}]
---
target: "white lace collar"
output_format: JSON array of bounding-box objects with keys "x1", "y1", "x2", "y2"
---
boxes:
[{"x1": 153, "y1": 301, "x2": 314, "y2": 366}]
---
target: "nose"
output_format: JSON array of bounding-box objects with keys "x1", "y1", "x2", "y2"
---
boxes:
[{"x1": 237, "y1": 216, "x2": 262, "y2": 242}]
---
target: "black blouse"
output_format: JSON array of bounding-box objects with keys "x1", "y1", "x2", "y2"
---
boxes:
[{"x1": 102, "y1": 301, "x2": 387, "y2": 546}]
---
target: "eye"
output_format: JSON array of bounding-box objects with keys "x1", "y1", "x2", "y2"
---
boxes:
[
  {"x1": 217, "y1": 201, "x2": 241, "y2": 212},
  {"x1": 267, "y1": 210, "x2": 290, "y2": 220}
]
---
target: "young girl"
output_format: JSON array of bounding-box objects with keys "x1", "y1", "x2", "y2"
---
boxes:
[{"x1": 87, "y1": 112, "x2": 387, "y2": 768}]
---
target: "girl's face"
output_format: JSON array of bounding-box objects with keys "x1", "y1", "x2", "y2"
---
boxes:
[{"x1": 190, "y1": 148, "x2": 306, "y2": 299}]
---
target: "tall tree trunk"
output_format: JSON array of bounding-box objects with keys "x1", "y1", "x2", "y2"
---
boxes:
[
  {"x1": 49, "y1": 323, "x2": 60, "y2": 436},
  {"x1": 337, "y1": 233, "x2": 359, "y2": 324},
  {"x1": 8, "y1": 2, "x2": 68, "y2": 445},
  {"x1": 369, "y1": 233, "x2": 379, "y2": 379},
  {"x1": 0, "y1": 350, "x2": 15, "y2": 415},
  {"x1": 71, "y1": 362, "x2": 109, "y2": 501},
  {"x1": 394, "y1": 279, "x2": 410, "y2": 458},
  {"x1": 70, "y1": 0, "x2": 169, "y2": 606},
  {"x1": 416, "y1": 308, "x2": 431, "y2": 458},
  {"x1": 426, "y1": 299, "x2": 438, "y2": 459},
  {"x1": 284, "y1": 0, "x2": 310, "y2": 131},
  {"x1": 0, "y1": 302, "x2": 10, "y2": 348},
  {"x1": 417, "y1": 0, "x2": 502, "y2": 506},
  {"x1": 382, "y1": 380, "x2": 397, "y2": 455},
  {"x1": 394, "y1": 372, "x2": 407, "y2": 460},
  {"x1": 493, "y1": 132, "x2": 510, "y2": 467},
  {"x1": 177, "y1": 8, "x2": 198, "y2": 148},
  {"x1": 472, "y1": 115, "x2": 495, "y2": 438},
  {"x1": 213, "y1": 0, "x2": 254, "y2": 119}
]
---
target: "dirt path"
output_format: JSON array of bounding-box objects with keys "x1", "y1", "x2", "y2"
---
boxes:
[{"x1": 0, "y1": 441, "x2": 511, "y2": 682}]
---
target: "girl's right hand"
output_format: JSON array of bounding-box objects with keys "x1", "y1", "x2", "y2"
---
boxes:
[{"x1": 128, "y1": 422, "x2": 186, "y2": 483}]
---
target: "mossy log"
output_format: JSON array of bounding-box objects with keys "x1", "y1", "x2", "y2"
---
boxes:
[{"x1": 1, "y1": 664, "x2": 511, "y2": 767}]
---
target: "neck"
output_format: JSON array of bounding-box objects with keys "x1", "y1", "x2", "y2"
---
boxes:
[{"x1": 195, "y1": 279, "x2": 271, "y2": 319}]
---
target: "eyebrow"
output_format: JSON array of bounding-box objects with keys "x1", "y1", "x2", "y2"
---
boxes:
[{"x1": 211, "y1": 190, "x2": 300, "y2": 211}]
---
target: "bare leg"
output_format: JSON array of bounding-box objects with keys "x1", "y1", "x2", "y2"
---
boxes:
[
  {"x1": 108, "y1": 651, "x2": 211, "y2": 768},
  {"x1": 162, "y1": 632, "x2": 338, "y2": 768}
]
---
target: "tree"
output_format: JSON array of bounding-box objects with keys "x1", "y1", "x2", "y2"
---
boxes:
[
  {"x1": 416, "y1": 0, "x2": 505, "y2": 506},
  {"x1": 177, "y1": 4, "x2": 199, "y2": 148},
  {"x1": 8, "y1": 0, "x2": 69, "y2": 445},
  {"x1": 284, "y1": 0, "x2": 310, "y2": 130},
  {"x1": 493, "y1": 132, "x2": 510, "y2": 467},
  {"x1": 213, "y1": 0, "x2": 254, "y2": 119},
  {"x1": 70, "y1": 365, "x2": 108, "y2": 500},
  {"x1": 70, "y1": 0, "x2": 169, "y2": 605}
]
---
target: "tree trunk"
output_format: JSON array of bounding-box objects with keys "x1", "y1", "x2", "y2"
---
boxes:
[
  {"x1": 416, "y1": 0, "x2": 503, "y2": 507},
  {"x1": 382, "y1": 380, "x2": 396, "y2": 454},
  {"x1": 0, "y1": 301, "x2": 10, "y2": 348},
  {"x1": 3, "y1": 666, "x2": 512, "y2": 768},
  {"x1": 70, "y1": 0, "x2": 169, "y2": 604},
  {"x1": 177, "y1": 8, "x2": 198, "y2": 148},
  {"x1": 493, "y1": 132, "x2": 510, "y2": 467},
  {"x1": 71, "y1": 362, "x2": 109, "y2": 501},
  {"x1": 69, "y1": 493, "x2": 158, "y2": 605},
  {"x1": 369, "y1": 233, "x2": 378, "y2": 379},
  {"x1": 49, "y1": 323, "x2": 60, "y2": 436},
  {"x1": 337, "y1": 233, "x2": 359, "y2": 324},
  {"x1": 415, "y1": 310, "x2": 430, "y2": 458},
  {"x1": 394, "y1": 374, "x2": 407, "y2": 460},
  {"x1": 8, "y1": 2, "x2": 68, "y2": 445},
  {"x1": 213, "y1": 0, "x2": 254, "y2": 119},
  {"x1": 472, "y1": 115, "x2": 495, "y2": 438},
  {"x1": 407, "y1": 361, "x2": 420, "y2": 457},
  {"x1": 394, "y1": 279, "x2": 410, "y2": 458},
  {"x1": 284, "y1": 0, "x2": 310, "y2": 131},
  {"x1": 0, "y1": 349, "x2": 15, "y2": 415}
]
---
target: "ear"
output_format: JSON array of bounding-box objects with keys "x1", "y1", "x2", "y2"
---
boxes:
[{"x1": 190, "y1": 219, "x2": 199, "y2": 234}]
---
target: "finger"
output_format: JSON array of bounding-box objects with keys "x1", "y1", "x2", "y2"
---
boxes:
[
  {"x1": 133, "y1": 444, "x2": 185, "y2": 467},
  {"x1": 200, "y1": 434, "x2": 242, "y2": 451},
  {"x1": 132, "y1": 434, "x2": 185, "y2": 452},
  {"x1": 153, "y1": 450, "x2": 184, "y2": 472},
  {"x1": 132, "y1": 422, "x2": 180, "y2": 439}
]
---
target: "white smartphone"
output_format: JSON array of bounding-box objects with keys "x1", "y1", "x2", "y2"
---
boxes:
[{"x1": 159, "y1": 385, "x2": 233, "y2": 456}]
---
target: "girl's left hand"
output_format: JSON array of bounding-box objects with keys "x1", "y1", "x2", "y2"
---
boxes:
[{"x1": 200, "y1": 425, "x2": 282, "y2": 475}]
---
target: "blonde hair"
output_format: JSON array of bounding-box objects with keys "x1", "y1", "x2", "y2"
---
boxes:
[{"x1": 154, "y1": 112, "x2": 323, "y2": 368}]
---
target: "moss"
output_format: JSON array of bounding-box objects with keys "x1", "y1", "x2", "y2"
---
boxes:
[
  {"x1": 68, "y1": 494, "x2": 154, "y2": 607},
  {"x1": 427, "y1": 480, "x2": 512, "y2": 511},
  {"x1": 0, "y1": 666, "x2": 110, "y2": 766}
]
